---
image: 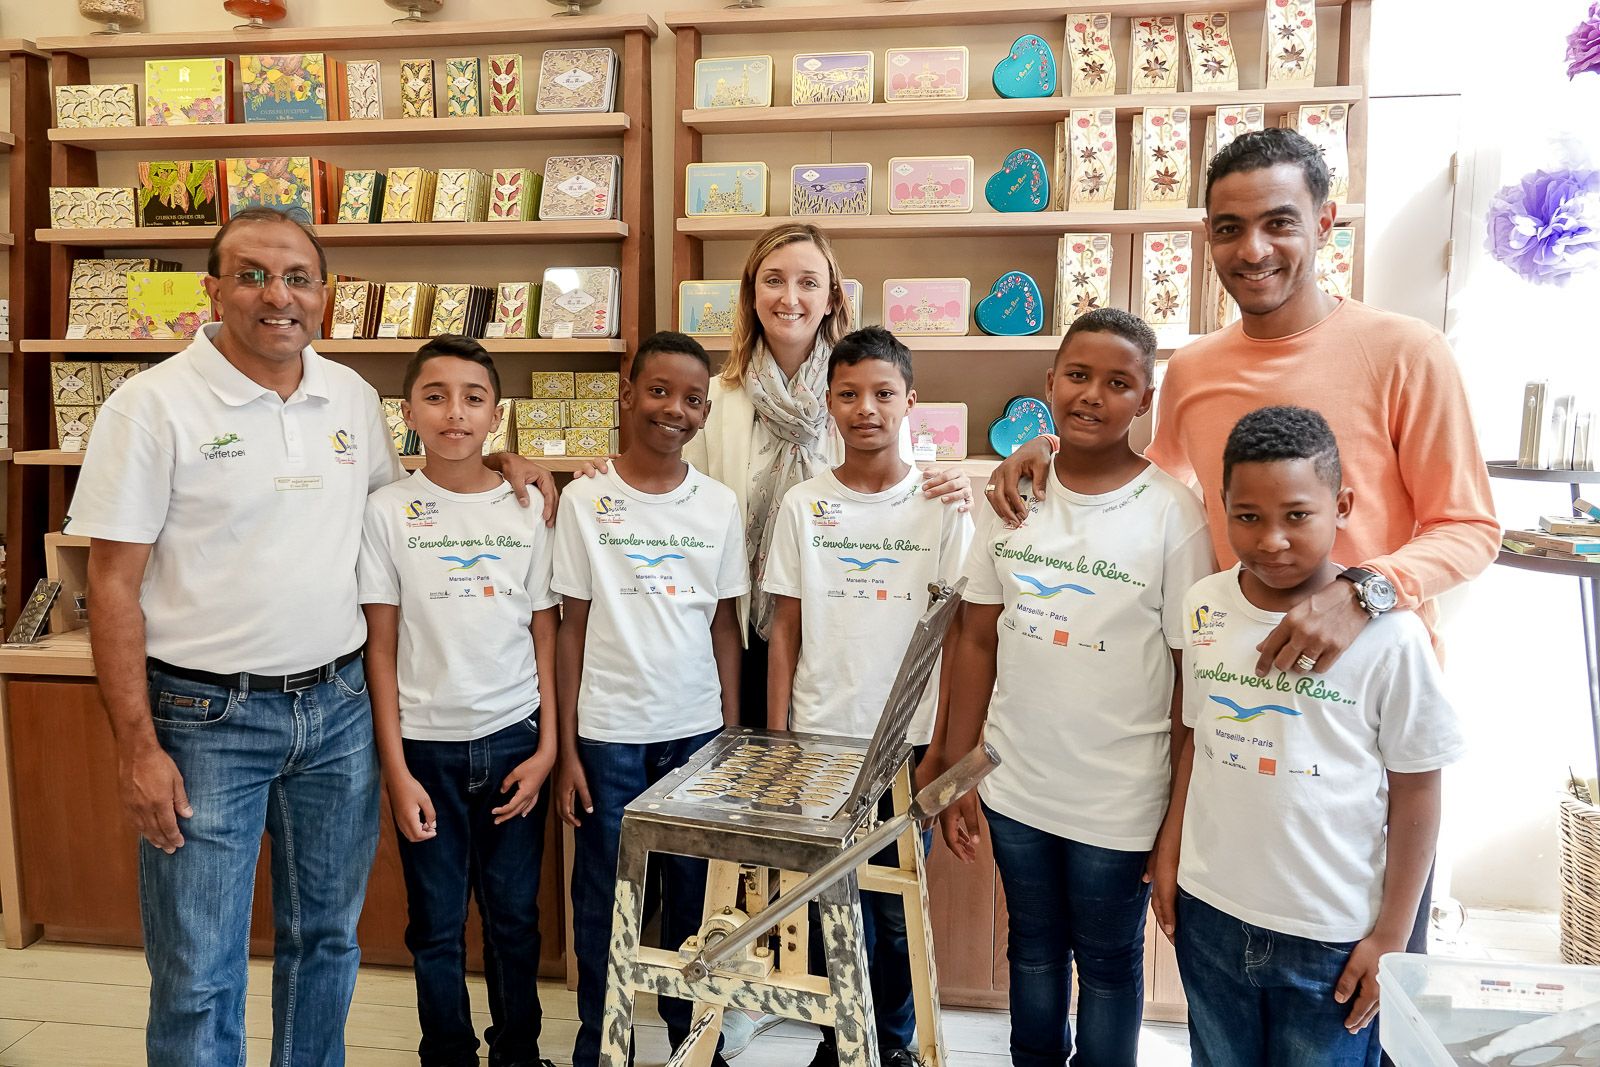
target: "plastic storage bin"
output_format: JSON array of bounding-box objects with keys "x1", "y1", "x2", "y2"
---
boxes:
[{"x1": 1379, "y1": 952, "x2": 1600, "y2": 1066}]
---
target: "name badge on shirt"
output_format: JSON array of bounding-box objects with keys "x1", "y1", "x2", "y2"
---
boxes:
[{"x1": 275, "y1": 475, "x2": 324, "y2": 492}]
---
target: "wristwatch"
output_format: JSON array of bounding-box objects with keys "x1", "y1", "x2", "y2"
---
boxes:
[{"x1": 1338, "y1": 567, "x2": 1397, "y2": 618}]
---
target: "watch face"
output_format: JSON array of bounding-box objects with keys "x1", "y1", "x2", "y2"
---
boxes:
[{"x1": 1365, "y1": 576, "x2": 1398, "y2": 612}]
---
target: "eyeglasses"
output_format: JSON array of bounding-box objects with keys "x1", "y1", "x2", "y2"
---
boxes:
[{"x1": 217, "y1": 269, "x2": 325, "y2": 291}]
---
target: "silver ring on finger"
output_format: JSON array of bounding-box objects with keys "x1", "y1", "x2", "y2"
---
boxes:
[{"x1": 1295, "y1": 653, "x2": 1317, "y2": 672}]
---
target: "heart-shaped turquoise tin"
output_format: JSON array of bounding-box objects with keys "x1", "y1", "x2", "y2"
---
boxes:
[
  {"x1": 989, "y1": 395, "x2": 1056, "y2": 457},
  {"x1": 985, "y1": 148, "x2": 1050, "y2": 213},
  {"x1": 992, "y1": 34, "x2": 1058, "y2": 99},
  {"x1": 975, "y1": 270, "x2": 1046, "y2": 336}
]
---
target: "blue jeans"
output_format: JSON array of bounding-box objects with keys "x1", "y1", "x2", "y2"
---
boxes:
[
  {"x1": 397, "y1": 715, "x2": 551, "y2": 1067},
  {"x1": 1175, "y1": 889, "x2": 1380, "y2": 1067},
  {"x1": 810, "y1": 748, "x2": 933, "y2": 1052},
  {"x1": 141, "y1": 656, "x2": 380, "y2": 1067},
  {"x1": 571, "y1": 727, "x2": 725, "y2": 1067},
  {"x1": 984, "y1": 803, "x2": 1150, "y2": 1067}
]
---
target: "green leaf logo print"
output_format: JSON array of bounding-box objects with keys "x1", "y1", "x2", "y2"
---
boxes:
[{"x1": 199, "y1": 432, "x2": 243, "y2": 458}]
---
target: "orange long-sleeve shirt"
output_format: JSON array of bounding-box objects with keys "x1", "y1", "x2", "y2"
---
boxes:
[{"x1": 1146, "y1": 298, "x2": 1500, "y2": 645}]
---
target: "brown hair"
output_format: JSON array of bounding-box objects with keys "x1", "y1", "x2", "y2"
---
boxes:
[{"x1": 721, "y1": 223, "x2": 853, "y2": 386}]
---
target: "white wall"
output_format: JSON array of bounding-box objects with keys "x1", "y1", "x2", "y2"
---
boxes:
[{"x1": 1367, "y1": 1, "x2": 1600, "y2": 910}]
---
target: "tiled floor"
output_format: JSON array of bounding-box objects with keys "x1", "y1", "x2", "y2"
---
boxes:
[{"x1": 0, "y1": 908, "x2": 1561, "y2": 1065}]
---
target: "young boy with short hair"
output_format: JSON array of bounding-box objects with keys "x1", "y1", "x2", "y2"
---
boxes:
[
  {"x1": 359, "y1": 334, "x2": 560, "y2": 1067},
  {"x1": 934, "y1": 307, "x2": 1213, "y2": 1067},
  {"x1": 1153, "y1": 405, "x2": 1463, "y2": 1065},
  {"x1": 552, "y1": 330, "x2": 746, "y2": 1067},
  {"x1": 762, "y1": 325, "x2": 973, "y2": 1067}
]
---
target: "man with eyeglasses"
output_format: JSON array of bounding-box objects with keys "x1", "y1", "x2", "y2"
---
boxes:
[{"x1": 65, "y1": 207, "x2": 559, "y2": 1065}]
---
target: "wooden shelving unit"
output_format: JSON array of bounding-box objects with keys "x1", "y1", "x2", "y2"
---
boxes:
[
  {"x1": 680, "y1": 205, "x2": 1364, "y2": 241},
  {"x1": 666, "y1": 0, "x2": 1370, "y2": 488},
  {"x1": 5, "y1": 18, "x2": 654, "y2": 963},
  {"x1": 29, "y1": 13, "x2": 658, "y2": 542},
  {"x1": 682, "y1": 85, "x2": 1363, "y2": 135},
  {"x1": 49, "y1": 112, "x2": 630, "y2": 151},
  {"x1": 4, "y1": 41, "x2": 50, "y2": 628},
  {"x1": 38, "y1": 220, "x2": 631, "y2": 249},
  {"x1": 667, "y1": 0, "x2": 1371, "y2": 1016}
]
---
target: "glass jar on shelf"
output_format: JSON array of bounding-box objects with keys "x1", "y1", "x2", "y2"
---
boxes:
[
  {"x1": 385, "y1": 0, "x2": 443, "y2": 22},
  {"x1": 223, "y1": 0, "x2": 287, "y2": 29},
  {"x1": 78, "y1": 0, "x2": 145, "y2": 34}
]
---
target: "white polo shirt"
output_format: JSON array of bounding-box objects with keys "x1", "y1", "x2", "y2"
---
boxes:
[{"x1": 68, "y1": 324, "x2": 404, "y2": 675}]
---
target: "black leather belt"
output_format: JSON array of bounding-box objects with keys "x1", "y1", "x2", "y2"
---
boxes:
[{"x1": 147, "y1": 649, "x2": 363, "y2": 694}]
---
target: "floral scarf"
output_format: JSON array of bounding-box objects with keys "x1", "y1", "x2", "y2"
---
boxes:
[{"x1": 744, "y1": 337, "x2": 831, "y2": 638}]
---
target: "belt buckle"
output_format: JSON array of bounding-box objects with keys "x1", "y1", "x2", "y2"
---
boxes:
[{"x1": 281, "y1": 668, "x2": 322, "y2": 693}]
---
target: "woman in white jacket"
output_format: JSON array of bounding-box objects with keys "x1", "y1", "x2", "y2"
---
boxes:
[{"x1": 683, "y1": 222, "x2": 972, "y2": 727}]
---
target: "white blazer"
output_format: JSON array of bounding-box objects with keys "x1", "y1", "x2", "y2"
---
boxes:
[{"x1": 684, "y1": 375, "x2": 912, "y2": 643}]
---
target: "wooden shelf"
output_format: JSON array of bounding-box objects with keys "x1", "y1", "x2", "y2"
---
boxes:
[
  {"x1": 0, "y1": 630, "x2": 96, "y2": 678},
  {"x1": 0, "y1": 233, "x2": 12, "y2": 247},
  {"x1": 668, "y1": 0, "x2": 1350, "y2": 33},
  {"x1": 51, "y1": 113, "x2": 630, "y2": 153},
  {"x1": 22, "y1": 338, "x2": 627, "y2": 356},
  {"x1": 696, "y1": 334, "x2": 1199, "y2": 353},
  {"x1": 14, "y1": 450, "x2": 85, "y2": 466},
  {"x1": 681, "y1": 207, "x2": 1362, "y2": 241},
  {"x1": 38, "y1": 14, "x2": 659, "y2": 58},
  {"x1": 0, "y1": 449, "x2": 12, "y2": 462},
  {"x1": 0, "y1": 39, "x2": 45, "y2": 60},
  {"x1": 684, "y1": 86, "x2": 1363, "y2": 135},
  {"x1": 0, "y1": 132, "x2": 12, "y2": 152},
  {"x1": 38, "y1": 220, "x2": 629, "y2": 249},
  {"x1": 0, "y1": 342, "x2": 11, "y2": 354}
]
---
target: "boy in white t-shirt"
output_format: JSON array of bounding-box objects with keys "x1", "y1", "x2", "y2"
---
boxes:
[
  {"x1": 358, "y1": 336, "x2": 560, "y2": 1067},
  {"x1": 934, "y1": 308, "x2": 1213, "y2": 1067},
  {"x1": 1152, "y1": 406, "x2": 1463, "y2": 1065},
  {"x1": 552, "y1": 331, "x2": 747, "y2": 1067},
  {"x1": 762, "y1": 326, "x2": 973, "y2": 1067}
]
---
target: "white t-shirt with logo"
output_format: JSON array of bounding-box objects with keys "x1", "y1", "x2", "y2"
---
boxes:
[
  {"x1": 961, "y1": 463, "x2": 1213, "y2": 851},
  {"x1": 552, "y1": 466, "x2": 749, "y2": 743},
  {"x1": 358, "y1": 471, "x2": 558, "y2": 741},
  {"x1": 1178, "y1": 565, "x2": 1465, "y2": 941},
  {"x1": 66, "y1": 324, "x2": 404, "y2": 675},
  {"x1": 762, "y1": 467, "x2": 974, "y2": 743}
]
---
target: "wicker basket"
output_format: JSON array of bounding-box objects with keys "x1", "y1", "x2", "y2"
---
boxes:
[{"x1": 1559, "y1": 789, "x2": 1600, "y2": 965}]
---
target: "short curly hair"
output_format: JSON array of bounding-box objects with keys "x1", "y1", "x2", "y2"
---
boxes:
[
  {"x1": 1060, "y1": 307, "x2": 1158, "y2": 383},
  {"x1": 1205, "y1": 127, "x2": 1331, "y2": 209},
  {"x1": 1222, "y1": 405, "x2": 1341, "y2": 493}
]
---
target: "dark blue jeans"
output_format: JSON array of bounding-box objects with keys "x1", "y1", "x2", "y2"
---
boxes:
[
  {"x1": 141, "y1": 656, "x2": 379, "y2": 1067},
  {"x1": 397, "y1": 715, "x2": 550, "y2": 1067},
  {"x1": 1175, "y1": 889, "x2": 1380, "y2": 1067},
  {"x1": 984, "y1": 802, "x2": 1151, "y2": 1067},
  {"x1": 810, "y1": 748, "x2": 933, "y2": 1052},
  {"x1": 570, "y1": 727, "x2": 724, "y2": 1067}
]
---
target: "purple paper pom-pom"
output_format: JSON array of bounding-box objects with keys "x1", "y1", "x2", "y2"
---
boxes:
[
  {"x1": 1569, "y1": 3, "x2": 1600, "y2": 79},
  {"x1": 1485, "y1": 168, "x2": 1600, "y2": 286}
]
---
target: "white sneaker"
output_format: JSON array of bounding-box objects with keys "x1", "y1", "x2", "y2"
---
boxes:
[{"x1": 720, "y1": 1011, "x2": 784, "y2": 1059}]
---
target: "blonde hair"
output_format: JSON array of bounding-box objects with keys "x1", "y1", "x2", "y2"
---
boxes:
[{"x1": 721, "y1": 223, "x2": 853, "y2": 386}]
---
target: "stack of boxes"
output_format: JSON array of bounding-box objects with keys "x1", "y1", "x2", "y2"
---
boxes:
[
  {"x1": 68, "y1": 259, "x2": 181, "y2": 340},
  {"x1": 51, "y1": 361, "x2": 151, "y2": 450},
  {"x1": 519, "y1": 371, "x2": 621, "y2": 457}
]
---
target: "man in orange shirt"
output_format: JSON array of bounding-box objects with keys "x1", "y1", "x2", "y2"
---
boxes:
[{"x1": 988, "y1": 128, "x2": 1498, "y2": 674}]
